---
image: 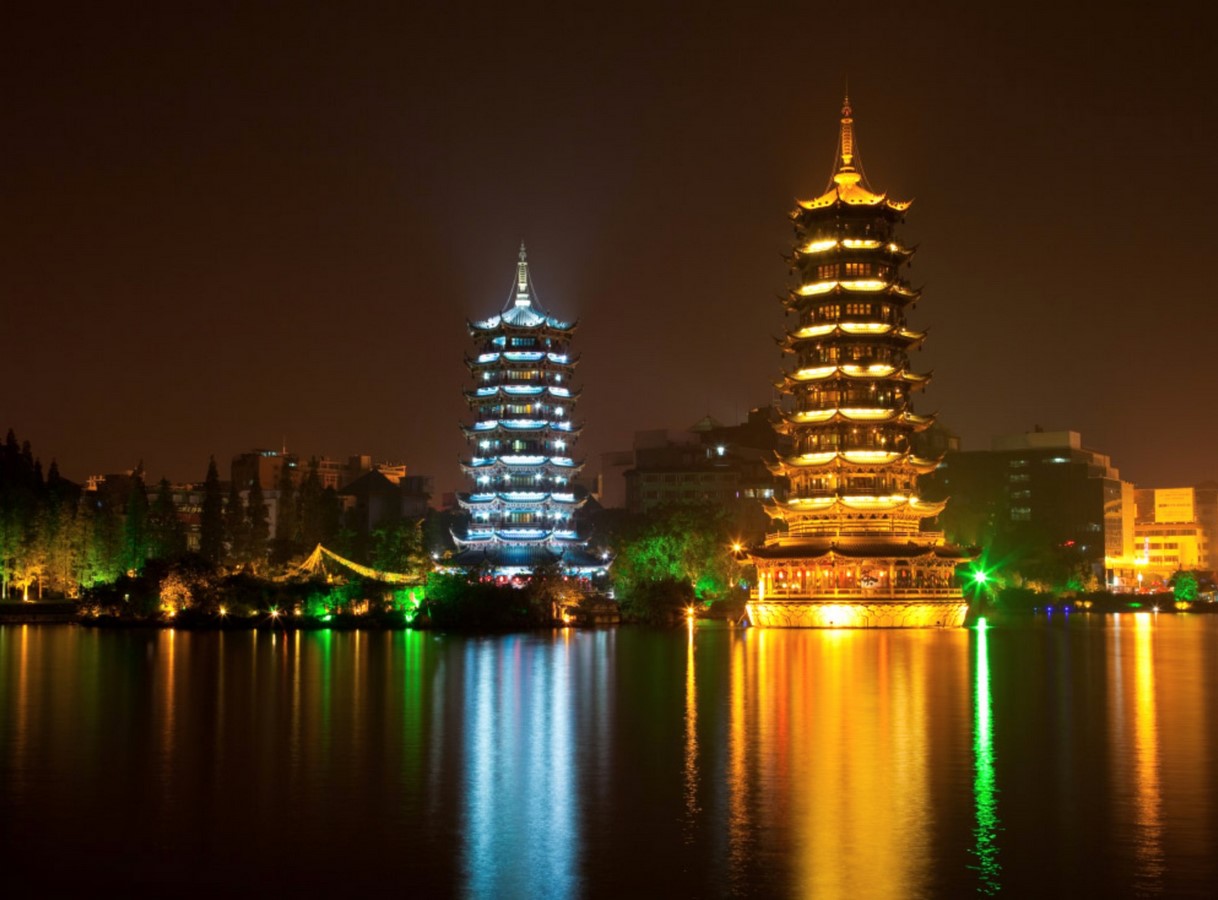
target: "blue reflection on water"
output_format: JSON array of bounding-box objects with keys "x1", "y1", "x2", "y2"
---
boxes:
[{"x1": 462, "y1": 635, "x2": 580, "y2": 898}]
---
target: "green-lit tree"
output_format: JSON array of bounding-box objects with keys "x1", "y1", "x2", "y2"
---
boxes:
[
  {"x1": 1171, "y1": 569, "x2": 1200, "y2": 603},
  {"x1": 199, "y1": 457, "x2": 225, "y2": 564},
  {"x1": 609, "y1": 503, "x2": 742, "y2": 619},
  {"x1": 121, "y1": 468, "x2": 150, "y2": 574}
]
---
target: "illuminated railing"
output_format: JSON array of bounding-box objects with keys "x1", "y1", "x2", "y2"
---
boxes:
[{"x1": 749, "y1": 585, "x2": 962, "y2": 599}]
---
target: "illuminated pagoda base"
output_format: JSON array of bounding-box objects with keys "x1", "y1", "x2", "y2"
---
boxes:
[{"x1": 747, "y1": 538, "x2": 969, "y2": 628}]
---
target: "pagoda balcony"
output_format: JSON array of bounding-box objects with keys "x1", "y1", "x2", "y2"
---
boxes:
[
  {"x1": 783, "y1": 365, "x2": 928, "y2": 386},
  {"x1": 795, "y1": 237, "x2": 914, "y2": 260},
  {"x1": 464, "y1": 356, "x2": 579, "y2": 375},
  {"x1": 749, "y1": 584, "x2": 963, "y2": 600},
  {"x1": 502, "y1": 351, "x2": 547, "y2": 362},
  {"x1": 497, "y1": 454, "x2": 549, "y2": 465},
  {"x1": 463, "y1": 418, "x2": 549, "y2": 435},
  {"x1": 786, "y1": 322, "x2": 926, "y2": 343},
  {"x1": 495, "y1": 528, "x2": 553, "y2": 542},
  {"x1": 793, "y1": 279, "x2": 918, "y2": 299}
]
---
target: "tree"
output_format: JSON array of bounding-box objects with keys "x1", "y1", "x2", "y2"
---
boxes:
[
  {"x1": 199, "y1": 457, "x2": 225, "y2": 564},
  {"x1": 1171, "y1": 569, "x2": 1200, "y2": 603},
  {"x1": 246, "y1": 478, "x2": 269, "y2": 571},
  {"x1": 271, "y1": 458, "x2": 299, "y2": 566},
  {"x1": 224, "y1": 480, "x2": 248, "y2": 567},
  {"x1": 298, "y1": 458, "x2": 325, "y2": 549},
  {"x1": 149, "y1": 478, "x2": 186, "y2": 560},
  {"x1": 0, "y1": 429, "x2": 39, "y2": 599},
  {"x1": 609, "y1": 503, "x2": 741, "y2": 610},
  {"x1": 121, "y1": 469, "x2": 150, "y2": 574},
  {"x1": 370, "y1": 519, "x2": 429, "y2": 578}
]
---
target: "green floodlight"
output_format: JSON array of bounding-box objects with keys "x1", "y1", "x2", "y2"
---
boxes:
[{"x1": 974, "y1": 570, "x2": 989, "y2": 585}]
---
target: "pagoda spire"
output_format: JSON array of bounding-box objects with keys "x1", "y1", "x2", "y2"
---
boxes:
[
  {"x1": 514, "y1": 242, "x2": 530, "y2": 306},
  {"x1": 833, "y1": 93, "x2": 862, "y2": 188}
]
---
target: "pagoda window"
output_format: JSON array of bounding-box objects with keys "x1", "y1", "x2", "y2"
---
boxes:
[
  {"x1": 510, "y1": 337, "x2": 534, "y2": 347},
  {"x1": 845, "y1": 303, "x2": 872, "y2": 316},
  {"x1": 818, "y1": 304, "x2": 841, "y2": 322},
  {"x1": 817, "y1": 264, "x2": 839, "y2": 280},
  {"x1": 844, "y1": 262, "x2": 871, "y2": 277}
]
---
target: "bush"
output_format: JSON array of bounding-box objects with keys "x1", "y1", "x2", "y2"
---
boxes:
[{"x1": 619, "y1": 577, "x2": 694, "y2": 625}]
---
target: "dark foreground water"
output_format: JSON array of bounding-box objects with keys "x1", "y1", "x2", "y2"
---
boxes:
[{"x1": 2, "y1": 615, "x2": 1218, "y2": 897}]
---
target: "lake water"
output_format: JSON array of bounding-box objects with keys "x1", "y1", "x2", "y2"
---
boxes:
[{"x1": 2, "y1": 615, "x2": 1218, "y2": 897}]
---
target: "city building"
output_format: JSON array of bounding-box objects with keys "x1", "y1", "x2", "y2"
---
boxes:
[
  {"x1": 921, "y1": 429, "x2": 1135, "y2": 587},
  {"x1": 1131, "y1": 485, "x2": 1217, "y2": 585},
  {"x1": 747, "y1": 96, "x2": 973, "y2": 628},
  {"x1": 601, "y1": 409, "x2": 785, "y2": 540},
  {"x1": 452, "y1": 245, "x2": 605, "y2": 578},
  {"x1": 340, "y1": 471, "x2": 433, "y2": 533}
]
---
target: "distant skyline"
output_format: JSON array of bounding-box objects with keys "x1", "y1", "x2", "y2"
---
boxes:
[{"x1": 4, "y1": 3, "x2": 1215, "y2": 495}]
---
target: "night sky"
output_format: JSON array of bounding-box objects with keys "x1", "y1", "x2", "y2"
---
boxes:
[{"x1": 4, "y1": 2, "x2": 1215, "y2": 496}]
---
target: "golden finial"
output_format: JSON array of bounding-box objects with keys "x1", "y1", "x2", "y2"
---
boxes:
[{"x1": 834, "y1": 93, "x2": 861, "y2": 187}]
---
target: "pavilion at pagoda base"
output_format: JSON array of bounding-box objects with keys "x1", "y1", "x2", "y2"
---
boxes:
[
  {"x1": 746, "y1": 536, "x2": 975, "y2": 628},
  {"x1": 746, "y1": 598, "x2": 968, "y2": 628}
]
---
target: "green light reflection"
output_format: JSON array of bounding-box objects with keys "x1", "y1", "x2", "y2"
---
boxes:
[{"x1": 971, "y1": 619, "x2": 1001, "y2": 893}]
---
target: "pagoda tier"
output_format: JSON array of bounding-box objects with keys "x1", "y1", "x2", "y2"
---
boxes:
[
  {"x1": 452, "y1": 245, "x2": 607, "y2": 579},
  {"x1": 747, "y1": 96, "x2": 973, "y2": 628}
]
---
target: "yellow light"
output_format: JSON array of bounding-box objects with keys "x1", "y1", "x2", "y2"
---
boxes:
[
  {"x1": 838, "y1": 407, "x2": 893, "y2": 420},
  {"x1": 839, "y1": 365, "x2": 897, "y2": 377},
  {"x1": 802, "y1": 239, "x2": 838, "y2": 253},
  {"x1": 792, "y1": 366, "x2": 837, "y2": 380},
  {"x1": 797, "y1": 281, "x2": 837, "y2": 296},
  {"x1": 840, "y1": 279, "x2": 887, "y2": 291},
  {"x1": 732, "y1": 543, "x2": 743, "y2": 553},
  {"x1": 841, "y1": 239, "x2": 881, "y2": 249},
  {"x1": 842, "y1": 450, "x2": 900, "y2": 464},
  {"x1": 791, "y1": 323, "x2": 837, "y2": 339},
  {"x1": 219, "y1": 606, "x2": 227, "y2": 617}
]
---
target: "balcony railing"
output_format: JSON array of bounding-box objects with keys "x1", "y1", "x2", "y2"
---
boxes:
[{"x1": 750, "y1": 585, "x2": 962, "y2": 600}]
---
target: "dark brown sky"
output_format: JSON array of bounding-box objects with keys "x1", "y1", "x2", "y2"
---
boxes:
[{"x1": 3, "y1": 2, "x2": 1216, "y2": 495}]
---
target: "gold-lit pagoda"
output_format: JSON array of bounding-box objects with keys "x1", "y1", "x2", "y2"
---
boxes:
[{"x1": 747, "y1": 96, "x2": 973, "y2": 628}]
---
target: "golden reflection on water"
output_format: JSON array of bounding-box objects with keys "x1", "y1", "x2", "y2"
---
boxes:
[
  {"x1": 727, "y1": 626, "x2": 749, "y2": 873},
  {"x1": 682, "y1": 617, "x2": 699, "y2": 838},
  {"x1": 1131, "y1": 614, "x2": 1164, "y2": 886},
  {"x1": 721, "y1": 627, "x2": 946, "y2": 899},
  {"x1": 13, "y1": 626, "x2": 30, "y2": 785},
  {"x1": 159, "y1": 629, "x2": 177, "y2": 792}
]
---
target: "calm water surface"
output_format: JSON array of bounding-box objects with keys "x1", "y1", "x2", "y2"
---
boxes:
[{"x1": 2, "y1": 615, "x2": 1218, "y2": 897}]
